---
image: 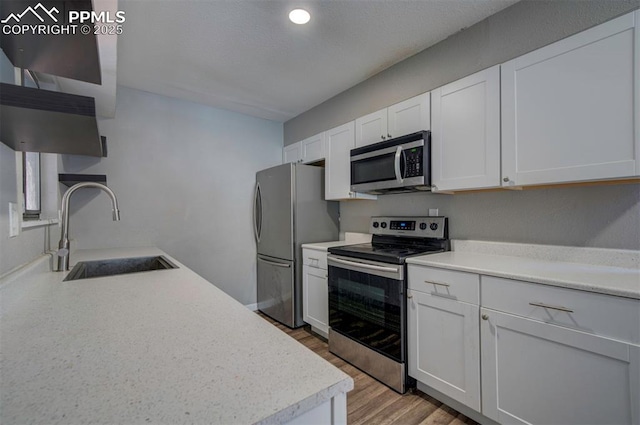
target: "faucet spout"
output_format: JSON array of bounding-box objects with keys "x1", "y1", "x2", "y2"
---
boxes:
[{"x1": 57, "y1": 182, "x2": 120, "y2": 272}]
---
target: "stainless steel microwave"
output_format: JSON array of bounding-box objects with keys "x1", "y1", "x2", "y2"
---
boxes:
[{"x1": 350, "y1": 131, "x2": 431, "y2": 194}]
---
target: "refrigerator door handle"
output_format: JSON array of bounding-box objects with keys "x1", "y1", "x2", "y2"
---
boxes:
[
  {"x1": 258, "y1": 257, "x2": 291, "y2": 268},
  {"x1": 253, "y1": 183, "x2": 261, "y2": 243}
]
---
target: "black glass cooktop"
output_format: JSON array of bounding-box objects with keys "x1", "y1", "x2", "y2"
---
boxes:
[{"x1": 329, "y1": 236, "x2": 449, "y2": 265}]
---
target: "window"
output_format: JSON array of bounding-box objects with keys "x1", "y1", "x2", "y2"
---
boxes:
[{"x1": 23, "y1": 152, "x2": 41, "y2": 219}]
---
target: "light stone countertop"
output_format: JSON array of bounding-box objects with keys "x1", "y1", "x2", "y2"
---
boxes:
[
  {"x1": 0, "y1": 247, "x2": 353, "y2": 425},
  {"x1": 301, "y1": 232, "x2": 371, "y2": 252},
  {"x1": 407, "y1": 242, "x2": 640, "y2": 300}
]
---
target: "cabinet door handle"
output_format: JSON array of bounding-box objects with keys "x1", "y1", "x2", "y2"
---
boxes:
[
  {"x1": 425, "y1": 280, "x2": 450, "y2": 287},
  {"x1": 482, "y1": 314, "x2": 489, "y2": 320},
  {"x1": 407, "y1": 294, "x2": 413, "y2": 299},
  {"x1": 387, "y1": 133, "x2": 392, "y2": 139},
  {"x1": 503, "y1": 177, "x2": 510, "y2": 182},
  {"x1": 529, "y1": 302, "x2": 574, "y2": 313}
]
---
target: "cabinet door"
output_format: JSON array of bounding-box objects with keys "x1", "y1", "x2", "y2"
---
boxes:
[
  {"x1": 355, "y1": 108, "x2": 387, "y2": 148},
  {"x1": 387, "y1": 93, "x2": 430, "y2": 139},
  {"x1": 283, "y1": 142, "x2": 301, "y2": 164},
  {"x1": 325, "y1": 121, "x2": 376, "y2": 200},
  {"x1": 302, "y1": 264, "x2": 329, "y2": 336},
  {"x1": 481, "y1": 308, "x2": 640, "y2": 425},
  {"x1": 501, "y1": 11, "x2": 640, "y2": 187},
  {"x1": 301, "y1": 132, "x2": 325, "y2": 164},
  {"x1": 432, "y1": 66, "x2": 500, "y2": 192},
  {"x1": 408, "y1": 289, "x2": 481, "y2": 411}
]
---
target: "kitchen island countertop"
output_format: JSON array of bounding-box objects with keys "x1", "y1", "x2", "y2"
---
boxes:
[{"x1": 0, "y1": 247, "x2": 353, "y2": 424}]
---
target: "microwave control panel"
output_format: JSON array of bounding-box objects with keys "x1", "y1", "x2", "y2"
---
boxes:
[
  {"x1": 403, "y1": 146, "x2": 424, "y2": 177},
  {"x1": 370, "y1": 216, "x2": 447, "y2": 239}
]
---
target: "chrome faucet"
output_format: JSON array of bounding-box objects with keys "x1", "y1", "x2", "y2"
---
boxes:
[{"x1": 57, "y1": 182, "x2": 120, "y2": 271}]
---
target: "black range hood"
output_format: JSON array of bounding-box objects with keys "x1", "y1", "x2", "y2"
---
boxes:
[
  {"x1": 0, "y1": 82, "x2": 105, "y2": 157},
  {"x1": 0, "y1": 0, "x2": 101, "y2": 85},
  {"x1": 0, "y1": 0, "x2": 105, "y2": 156}
]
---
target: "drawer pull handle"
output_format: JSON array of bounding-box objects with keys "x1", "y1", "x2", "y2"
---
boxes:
[
  {"x1": 309, "y1": 257, "x2": 319, "y2": 261},
  {"x1": 425, "y1": 280, "x2": 450, "y2": 287},
  {"x1": 529, "y1": 302, "x2": 574, "y2": 313}
]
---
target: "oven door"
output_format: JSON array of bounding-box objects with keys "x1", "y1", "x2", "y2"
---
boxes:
[{"x1": 327, "y1": 255, "x2": 406, "y2": 362}]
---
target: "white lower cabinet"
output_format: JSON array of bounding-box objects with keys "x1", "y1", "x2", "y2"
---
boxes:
[
  {"x1": 481, "y1": 275, "x2": 640, "y2": 425},
  {"x1": 407, "y1": 266, "x2": 481, "y2": 411},
  {"x1": 481, "y1": 308, "x2": 639, "y2": 425},
  {"x1": 302, "y1": 248, "x2": 329, "y2": 337},
  {"x1": 408, "y1": 264, "x2": 640, "y2": 425},
  {"x1": 407, "y1": 289, "x2": 481, "y2": 411}
]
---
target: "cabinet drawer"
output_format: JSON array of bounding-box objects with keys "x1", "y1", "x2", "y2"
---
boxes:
[
  {"x1": 408, "y1": 266, "x2": 479, "y2": 305},
  {"x1": 302, "y1": 249, "x2": 327, "y2": 270},
  {"x1": 482, "y1": 275, "x2": 640, "y2": 344}
]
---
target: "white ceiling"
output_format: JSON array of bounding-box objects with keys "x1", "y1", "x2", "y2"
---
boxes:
[{"x1": 117, "y1": 0, "x2": 519, "y2": 122}]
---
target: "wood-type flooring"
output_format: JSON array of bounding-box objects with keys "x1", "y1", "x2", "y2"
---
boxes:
[{"x1": 257, "y1": 313, "x2": 479, "y2": 425}]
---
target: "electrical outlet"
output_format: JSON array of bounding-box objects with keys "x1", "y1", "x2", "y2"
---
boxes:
[
  {"x1": 9, "y1": 202, "x2": 20, "y2": 237},
  {"x1": 428, "y1": 208, "x2": 439, "y2": 217}
]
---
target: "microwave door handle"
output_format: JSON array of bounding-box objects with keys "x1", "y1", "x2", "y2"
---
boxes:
[{"x1": 394, "y1": 146, "x2": 403, "y2": 183}]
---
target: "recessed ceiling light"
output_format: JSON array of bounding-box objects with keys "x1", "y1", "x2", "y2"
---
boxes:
[{"x1": 289, "y1": 9, "x2": 310, "y2": 25}]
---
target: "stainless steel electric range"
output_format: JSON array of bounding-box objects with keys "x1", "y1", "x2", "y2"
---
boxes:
[{"x1": 327, "y1": 216, "x2": 449, "y2": 394}]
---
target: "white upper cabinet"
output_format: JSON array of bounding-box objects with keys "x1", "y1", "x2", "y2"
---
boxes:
[
  {"x1": 301, "y1": 132, "x2": 326, "y2": 164},
  {"x1": 431, "y1": 66, "x2": 501, "y2": 192},
  {"x1": 325, "y1": 122, "x2": 376, "y2": 200},
  {"x1": 355, "y1": 93, "x2": 430, "y2": 148},
  {"x1": 283, "y1": 143, "x2": 301, "y2": 164},
  {"x1": 355, "y1": 109, "x2": 388, "y2": 148},
  {"x1": 388, "y1": 93, "x2": 431, "y2": 141},
  {"x1": 283, "y1": 133, "x2": 326, "y2": 165},
  {"x1": 501, "y1": 11, "x2": 640, "y2": 187}
]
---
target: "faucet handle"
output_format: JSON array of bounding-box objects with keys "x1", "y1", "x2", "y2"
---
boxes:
[{"x1": 56, "y1": 248, "x2": 69, "y2": 257}]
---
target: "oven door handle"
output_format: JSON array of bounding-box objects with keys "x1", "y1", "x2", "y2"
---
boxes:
[{"x1": 329, "y1": 256, "x2": 400, "y2": 273}]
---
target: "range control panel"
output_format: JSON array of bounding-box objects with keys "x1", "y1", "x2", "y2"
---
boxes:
[{"x1": 370, "y1": 216, "x2": 447, "y2": 239}]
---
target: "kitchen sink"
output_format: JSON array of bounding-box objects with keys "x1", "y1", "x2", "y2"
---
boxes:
[{"x1": 63, "y1": 256, "x2": 178, "y2": 281}]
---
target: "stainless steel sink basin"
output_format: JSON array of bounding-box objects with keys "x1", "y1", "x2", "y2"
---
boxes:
[{"x1": 63, "y1": 256, "x2": 178, "y2": 281}]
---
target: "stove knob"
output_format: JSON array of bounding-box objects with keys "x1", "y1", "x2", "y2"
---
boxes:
[
  {"x1": 381, "y1": 222, "x2": 387, "y2": 229},
  {"x1": 430, "y1": 223, "x2": 438, "y2": 231},
  {"x1": 373, "y1": 221, "x2": 379, "y2": 228},
  {"x1": 419, "y1": 223, "x2": 427, "y2": 230}
]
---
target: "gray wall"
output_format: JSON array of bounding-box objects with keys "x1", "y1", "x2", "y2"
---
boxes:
[
  {"x1": 340, "y1": 184, "x2": 640, "y2": 250},
  {"x1": 59, "y1": 87, "x2": 283, "y2": 305},
  {"x1": 0, "y1": 51, "x2": 56, "y2": 276},
  {"x1": 284, "y1": 0, "x2": 640, "y2": 251},
  {"x1": 284, "y1": 0, "x2": 640, "y2": 144}
]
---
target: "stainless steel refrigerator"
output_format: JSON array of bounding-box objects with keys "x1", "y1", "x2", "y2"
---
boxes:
[{"x1": 254, "y1": 163, "x2": 339, "y2": 328}]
